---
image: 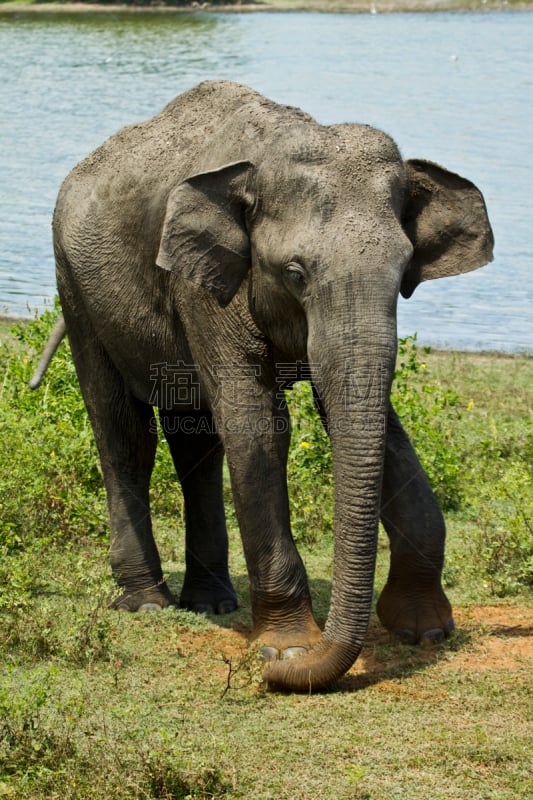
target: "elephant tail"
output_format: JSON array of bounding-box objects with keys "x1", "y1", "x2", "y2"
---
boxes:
[{"x1": 29, "y1": 316, "x2": 67, "y2": 390}]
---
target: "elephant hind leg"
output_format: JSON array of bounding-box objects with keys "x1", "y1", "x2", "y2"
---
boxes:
[
  {"x1": 377, "y1": 406, "x2": 454, "y2": 644},
  {"x1": 159, "y1": 409, "x2": 237, "y2": 615},
  {"x1": 65, "y1": 314, "x2": 175, "y2": 611}
]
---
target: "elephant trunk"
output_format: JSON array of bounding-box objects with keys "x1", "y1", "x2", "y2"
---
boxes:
[{"x1": 265, "y1": 295, "x2": 396, "y2": 691}]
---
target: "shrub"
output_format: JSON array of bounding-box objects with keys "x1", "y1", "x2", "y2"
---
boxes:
[
  {"x1": 0, "y1": 302, "x2": 107, "y2": 552},
  {"x1": 286, "y1": 381, "x2": 333, "y2": 545},
  {"x1": 468, "y1": 449, "x2": 533, "y2": 596},
  {"x1": 391, "y1": 334, "x2": 464, "y2": 511}
]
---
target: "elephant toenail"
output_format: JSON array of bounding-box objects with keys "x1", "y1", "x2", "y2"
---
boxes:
[
  {"x1": 216, "y1": 599, "x2": 237, "y2": 615},
  {"x1": 138, "y1": 602, "x2": 163, "y2": 612},
  {"x1": 421, "y1": 629, "x2": 445, "y2": 646},
  {"x1": 191, "y1": 603, "x2": 215, "y2": 614},
  {"x1": 260, "y1": 646, "x2": 279, "y2": 662},
  {"x1": 394, "y1": 629, "x2": 417, "y2": 645},
  {"x1": 281, "y1": 647, "x2": 308, "y2": 660}
]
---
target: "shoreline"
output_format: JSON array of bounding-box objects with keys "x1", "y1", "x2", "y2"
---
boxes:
[
  {"x1": 1, "y1": 1, "x2": 532, "y2": 15},
  {"x1": 1, "y1": 315, "x2": 530, "y2": 356}
]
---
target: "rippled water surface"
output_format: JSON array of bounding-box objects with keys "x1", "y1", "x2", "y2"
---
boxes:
[{"x1": 1, "y1": 10, "x2": 532, "y2": 350}]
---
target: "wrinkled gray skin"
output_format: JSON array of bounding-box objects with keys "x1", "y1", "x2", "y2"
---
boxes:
[{"x1": 47, "y1": 81, "x2": 493, "y2": 691}]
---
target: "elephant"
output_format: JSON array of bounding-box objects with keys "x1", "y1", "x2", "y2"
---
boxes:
[{"x1": 32, "y1": 80, "x2": 493, "y2": 692}]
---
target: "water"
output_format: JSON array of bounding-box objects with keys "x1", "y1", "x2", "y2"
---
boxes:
[{"x1": 1, "y1": 10, "x2": 532, "y2": 352}]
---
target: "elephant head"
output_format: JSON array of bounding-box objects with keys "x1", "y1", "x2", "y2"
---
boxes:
[{"x1": 156, "y1": 121, "x2": 493, "y2": 690}]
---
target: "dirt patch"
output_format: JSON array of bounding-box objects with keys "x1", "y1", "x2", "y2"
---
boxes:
[
  {"x1": 448, "y1": 604, "x2": 533, "y2": 672},
  {"x1": 171, "y1": 603, "x2": 532, "y2": 692},
  {"x1": 176, "y1": 624, "x2": 250, "y2": 661},
  {"x1": 349, "y1": 604, "x2": 533, "y2": 688}
]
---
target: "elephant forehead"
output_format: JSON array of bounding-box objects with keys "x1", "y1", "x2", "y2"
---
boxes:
[
  {"x1": 258, "y1": 162, "x2": 338, "y2": 222},
  {"x1": 332, "y1": 130, "x2": 406, "y2": 208},
  {"x1": 258, "y1": 126, "x2": 405, "y2": 222},
  {"x1": 257, "y1": 164, "x2": 404, "y2": 232}
]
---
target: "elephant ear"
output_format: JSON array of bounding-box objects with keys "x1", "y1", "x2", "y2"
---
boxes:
[
  {"x1": 401, "y1": 159, "x2": 494, "y2": 299},
  {"x1": 156, "y1": 160, "x2": 255, "y2": 307}
]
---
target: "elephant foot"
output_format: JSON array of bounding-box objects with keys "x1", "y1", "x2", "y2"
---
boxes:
[
  {"x1": 179, "y1": 574, "x2": 238, "y2": 615},
  {"x1": 252, "y1": 611, "x2": 322, "y2": 662},
  {"x1": 180, "y1": 597, "x2": 238, "y2": 615},
  {"x1": 376, "y1": 577, "x2": 454, "y2": 645},
  {"x1": 110, "y1": 581, "x2": 178, "y2": 612}
]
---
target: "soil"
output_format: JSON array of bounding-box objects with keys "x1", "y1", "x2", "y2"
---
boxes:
[{"x1": 172, "y1": 603, "x2": 533, "y2": 691}]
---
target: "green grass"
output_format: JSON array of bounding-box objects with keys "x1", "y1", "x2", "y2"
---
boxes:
[{"x1": 0, "y1": 308, "x2": 531, "y2": 799}]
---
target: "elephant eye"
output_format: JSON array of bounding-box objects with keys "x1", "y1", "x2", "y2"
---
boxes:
[{"x1": 285, "y1": 263, "x2": 306, "y2": 287}]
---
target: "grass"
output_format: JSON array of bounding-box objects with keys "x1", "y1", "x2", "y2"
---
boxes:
[{"x1": 0, "y1": 308, "x2": 531, "y2": 799}]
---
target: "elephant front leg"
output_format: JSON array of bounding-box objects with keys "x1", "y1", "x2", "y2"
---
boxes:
[
  {"x1": 377, "y1": 406, "x2": 454, "y2": 644},
  {"x1": 217, "y1": 391, "x2": 321, "y2": 658}
]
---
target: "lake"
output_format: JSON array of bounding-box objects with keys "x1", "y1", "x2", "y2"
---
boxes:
[{"x1": 1, "y1": 9, "x2": 532, "y2": 352}]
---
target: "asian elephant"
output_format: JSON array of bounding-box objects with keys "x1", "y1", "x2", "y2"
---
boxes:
[{"x1": 32, "y1": 81, "x2": 493, "y2": 691}]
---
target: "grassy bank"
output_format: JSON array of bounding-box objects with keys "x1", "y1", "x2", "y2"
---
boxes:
[
  {"x1": 0, "y1": 310, "x2": 531, "y2": 799},
  {"x1": 2, "y1": 0, "x2": 533, "y2": 14}
]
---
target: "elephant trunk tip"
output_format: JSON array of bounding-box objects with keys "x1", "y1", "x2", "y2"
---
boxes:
[{"x1": 262, "y1": 637, "x2": 362, "y2": 693}]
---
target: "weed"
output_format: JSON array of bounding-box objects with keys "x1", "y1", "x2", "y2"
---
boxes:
[
  {"x1": 2, "y1": 310, "x2": 531, "y2": 603},
  {"x1": 220, "y1": 648, "x2": 263, "y2": 698},
  {"x1": 391, "y1": 334, "x2": 464, "y2": 511},
  {"x1": 139, "y1": 749, "x2": 231, "y2": 799},
  {"x1": 0, "y1": 301, "x2": 107, "y2": 551},
  {"x1": 286, "y1": 380, "x2": 333, "y2": 545},
  {"x1": 0, "y1": 666, "x2": 76, "y2": 781},
  {"x1": 469, "y1": 461, "x2": 533, "y2": 596}
]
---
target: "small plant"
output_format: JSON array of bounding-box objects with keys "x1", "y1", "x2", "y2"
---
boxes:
[
  {"x1": 469, "y1": 459, "x2": 533, "y2": 596},
  {"x1": 391, "y1": 334, "x2": 465, "y2": 511},
  {"x1": 221, "y1": 647, "x2": 263, "y2": 698},
  {"x1": 286, "y1": 381, "x2": 333, "y2": 545},
  {"x1": 140, "y1": 749, "x2": 231, "y2": 799},
  {"x1": 0, "y1": 302, "x2": 107, "y2": 551},
  {"x1": 0, "y1": 666, "x2": 77, "y2": 781}
]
